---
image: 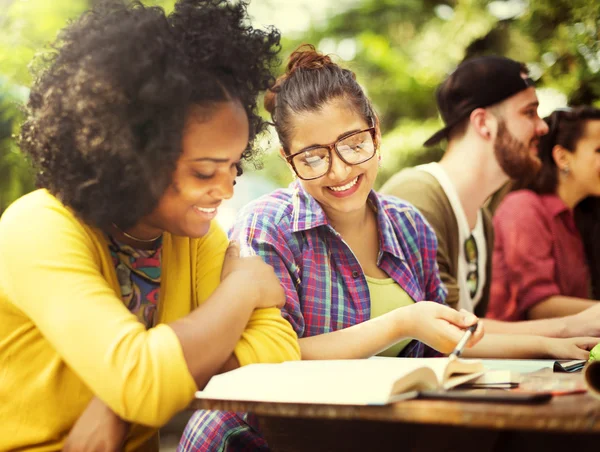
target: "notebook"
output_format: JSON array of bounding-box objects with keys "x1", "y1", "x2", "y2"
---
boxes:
[{"x1": 196, "y1": 357, "x2": 486, "y2": 406}]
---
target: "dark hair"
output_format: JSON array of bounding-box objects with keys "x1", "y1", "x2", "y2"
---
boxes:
[
  {"x1": 575, "y1": 197, "x2": 600, "y2": 299},
  {"x1": 264, "y1": 44, "x2": 378, "y2": 153},
  {"x1": 523, "y1": 106, "x2": 600, "y2": 300},
  {"x1": 424, "y1": 56, "x2": 530, "y2": 147},
  {"x1": 20, "y1": 0, "x2": 280, "y2": 230},
  {"x1": 527, "y1": 106, "x2": 600, "y2": 194}
]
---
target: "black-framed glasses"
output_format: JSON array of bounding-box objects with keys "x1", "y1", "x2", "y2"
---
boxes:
[
  {"x1": 464, "y1": 235, "x2": 479, "y2": 299},
  {"x1": 285, "y1": 126, "x2": 377, "y2": 180}
]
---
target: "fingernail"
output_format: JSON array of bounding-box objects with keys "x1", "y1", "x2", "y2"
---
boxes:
[{"x1": 463, "y1": 314, "x2": 476, "y2": 326}]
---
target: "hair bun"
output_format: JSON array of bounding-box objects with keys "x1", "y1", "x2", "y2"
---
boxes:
[
  {"x1": 264, "y1": 44, "x2": 335, "y2": 117},
  {"x1": 263, "y1": 83, "x2": 279, "y2": 115},
  {"x1": 286, "y1": 44, "x2": 333, "y2": 74}
]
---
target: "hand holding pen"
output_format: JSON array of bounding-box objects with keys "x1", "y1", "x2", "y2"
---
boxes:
[
  {"x1": 404, "y1": 303, "x2": 484, "y2": 355},
  {"x1": 449, "y1": 321, "x2": 481, "y2": 360}
]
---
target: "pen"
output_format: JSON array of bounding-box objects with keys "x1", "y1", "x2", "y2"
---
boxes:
[{"x1": 449, "y1": 322, "x2": 479, "y2": 360}]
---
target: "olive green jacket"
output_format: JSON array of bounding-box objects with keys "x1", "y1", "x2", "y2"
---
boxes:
[{"x1": 380, "y1": 167, "x2": 494, "y2": 317}]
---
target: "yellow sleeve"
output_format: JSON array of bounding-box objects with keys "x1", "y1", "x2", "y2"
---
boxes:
[
  {"x1": 234, "y1": 307, "x2": 301, "y2": 366},
  {"x1": 0, "y1": 196, "x2": 196, "y2": 427},
  {"x1": 194, "y1": 223, "x2": 300, "y2": 366}
]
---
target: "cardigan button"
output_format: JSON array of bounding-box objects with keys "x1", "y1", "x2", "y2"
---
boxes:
[{"x1": 352, "y1": 270, "x2": 360, "y2": 279}]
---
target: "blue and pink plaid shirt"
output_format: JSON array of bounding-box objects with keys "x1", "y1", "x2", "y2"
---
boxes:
[{"x1": 179, "y1": 181, "x2": 447, "y2": 451}]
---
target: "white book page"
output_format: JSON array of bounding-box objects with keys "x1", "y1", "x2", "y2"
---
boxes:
[{"x1": 196, "y1": 358, "x2": 476, "y2": 405}]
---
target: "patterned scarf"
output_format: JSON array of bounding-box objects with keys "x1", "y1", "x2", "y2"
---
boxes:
[{"x1": 108, "y1": 236, "x2": 162, "y2": 328}]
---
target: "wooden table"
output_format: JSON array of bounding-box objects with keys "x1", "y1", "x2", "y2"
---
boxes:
[{"x1": 190, "y1": 374, "x2": 600, "y2": 452}]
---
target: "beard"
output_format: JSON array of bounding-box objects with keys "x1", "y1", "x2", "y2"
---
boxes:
[{"x1": 493, "y1": 121, "x2": 542, "y2": 182}]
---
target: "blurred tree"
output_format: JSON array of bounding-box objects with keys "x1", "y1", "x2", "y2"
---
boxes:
[
  {"x1": 0, "y1": 0, "x2": 598, "y2": 205},
  {"x1": 524, "y1": 0, "x2": 600, "y2": 105},
  {"x1": 261, "y1": 0, "x2": 497, "y2": 187},
  {"x1": 257, "y1": 0, "x2": 599, "y2": 190},
  {"x1": 0, "y1": 0, "x2": 176, "y2": 214},
  {"x1": 0, "y1": 0, "x2": 87, "y2": 213},
  {"x1": 0, "y1": 83, "x2": 34, "y2": 213}
]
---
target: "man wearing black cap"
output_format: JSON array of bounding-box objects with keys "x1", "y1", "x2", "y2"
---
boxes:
[{"x1": 381, "y1": 55, "x2": 595, "y2": 338}]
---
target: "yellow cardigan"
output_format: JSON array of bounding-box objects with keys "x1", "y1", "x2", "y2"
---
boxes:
[{"x1": 0, "y1": 190, "x2": 300, "y2": 451}]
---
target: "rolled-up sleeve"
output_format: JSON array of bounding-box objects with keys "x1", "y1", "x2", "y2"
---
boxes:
[
  {"x1": 230, "y1": 209, "x2": 307, "y2": 340},
  {"x1": 194, "y1": 221, "x2": 301, "y2": 367}
]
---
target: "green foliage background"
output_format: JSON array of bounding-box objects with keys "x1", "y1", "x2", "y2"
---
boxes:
[{"x1": 0, "y1": 0, "x2": 599, "y2": 212}]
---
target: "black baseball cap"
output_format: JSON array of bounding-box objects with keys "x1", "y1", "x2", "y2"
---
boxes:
[{"x1": 424, "y1": 55, "x2": 535, "y2": 147}]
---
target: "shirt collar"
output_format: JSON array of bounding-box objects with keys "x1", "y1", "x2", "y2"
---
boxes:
[
  {"x1": 540, "y1": 193, "x2": 570, "y2": 217},
  {"x1": 289, "y1": 180, "x2": 330, "y2": 232},
  {"x1": 368, "y1": 192, "x2": 407, "y2": 262},
  {"x1": 289, "y1": 180, "x2": 406, "y2": 262},
  {"x1": 540, "y1": 193, "x2": 577, "y2": 232}
]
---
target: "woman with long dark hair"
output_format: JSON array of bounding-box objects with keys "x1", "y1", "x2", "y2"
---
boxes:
[{"x1": 490, "y1": 106, "x2": 600, "y2": 321}]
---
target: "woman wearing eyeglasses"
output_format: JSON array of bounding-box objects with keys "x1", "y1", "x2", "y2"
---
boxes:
[
  {"x1": 179, "y1": 44, "x2": 485, "y2": 452},
  {"x1": 489, "y1": 106, "x2": 600, "y2": 321}
]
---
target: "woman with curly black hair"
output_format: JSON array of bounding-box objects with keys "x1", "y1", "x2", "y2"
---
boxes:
[{"x1": 0, "y1": 0, "x2": 300, "y2": 450}]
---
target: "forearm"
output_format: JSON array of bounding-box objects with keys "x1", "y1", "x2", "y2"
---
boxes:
[
  {"x1": 482, "y1": 317, "x2": 567, "y2": 338},
  {"x1": 527, "y1": 296, "x2": 597, "y2": 319},
  {"x1": 233, "y1": 308, "x2": 301, "y2": 366},
  {"x1": 462, "y1": 334, "x2": 549, "y2": 359},
  {"x1": 299, "y1": 310, "x2": 407, "y2": 360},
  {"x1": 65, "y1": 397, "x2": 129, "y2": 451},
  {"x1": 218, "y1": 354, "x2": 241, "y2": 374},
  {"x1": 170, "y1": 276, "x2": 256, "y2": 389}
]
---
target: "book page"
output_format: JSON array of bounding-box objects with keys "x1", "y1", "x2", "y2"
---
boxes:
[
  {"x1": 198, "y1": 359, "x2": 439, "y2": 405},
  {"x1": 196, "y1": 358, "x2": 484, "y2": 405},
  {"x1": 443, "y1": 358, "x2": 486, "y2": 389},
  {"x1": 390, "y1": 357, "x2": 484, "y2": 384},
  {"x1": 471, "y1": 370, "x2": 521, "y2": 385},
  {"x1": 480, "y1": 359, "x2": 555, "y2": 373}
]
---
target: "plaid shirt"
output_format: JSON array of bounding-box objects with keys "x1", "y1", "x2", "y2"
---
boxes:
[{"x1": 179, "y1": 182, "x2": 447, "y2": 452}]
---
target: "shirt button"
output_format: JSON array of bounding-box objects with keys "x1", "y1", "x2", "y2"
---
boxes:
[{"x1": 352, "y1": 270, "x2": 360, "y2": 279}]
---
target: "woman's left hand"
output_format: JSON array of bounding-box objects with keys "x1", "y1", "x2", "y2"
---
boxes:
[{"x1": 63, "y1": 397, "x2": 129, "y2": 452}]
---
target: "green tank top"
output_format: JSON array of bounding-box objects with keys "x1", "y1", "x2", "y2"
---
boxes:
[{"x1": 366, "y1": 275, "x2": 415, "y2": 357}]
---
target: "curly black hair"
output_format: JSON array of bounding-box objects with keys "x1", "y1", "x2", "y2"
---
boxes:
[{"x1": 20, "y1": 0, "x2": 280, "y2": 230}]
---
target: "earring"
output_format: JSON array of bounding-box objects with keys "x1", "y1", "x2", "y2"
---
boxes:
[{"x1": 560, "y1": 165, "x2": 570, "y2": 176}]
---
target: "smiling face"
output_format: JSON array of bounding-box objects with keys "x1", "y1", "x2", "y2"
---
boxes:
[
  {"x1": 285, "y1": 97, "x2": 379, "y2": 218},
  {"x1": 140, "y1": 100, "x2": 249, "y2": 238},
  {"x1": 492, "y1": 83, "x2": 549, "y2": 180}
]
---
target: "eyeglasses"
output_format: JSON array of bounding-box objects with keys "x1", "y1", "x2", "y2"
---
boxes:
[
  {"x1": 464, "y1": 235, "x2": 479, "y2": 299},
  {"x1": 285, "y1": 126, "x2": 377, "y2": 180}
]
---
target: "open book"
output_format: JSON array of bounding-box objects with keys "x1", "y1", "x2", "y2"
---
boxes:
[
  {"x1": 196, "y1": 357, "x2": 486, "y2": 406},
  {"x1": 459, "y1": 370, "x2": 521, "y2": 389}
]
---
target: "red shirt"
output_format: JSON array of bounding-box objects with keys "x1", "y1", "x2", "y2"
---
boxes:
[{"x1": 488, "y1": 190, "x2": 590, "y2": 321}]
